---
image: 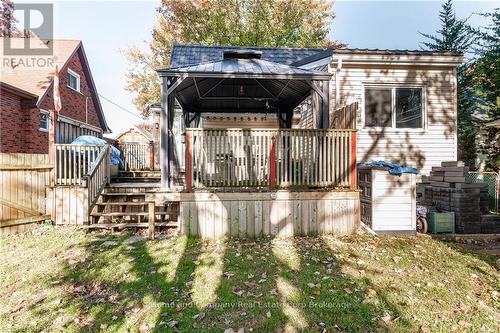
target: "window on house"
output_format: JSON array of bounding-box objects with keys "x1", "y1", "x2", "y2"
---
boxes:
[
  {"x1": 40, "y1": 112, "x2": 49, "y2": 131},
  {"x1": 67, "y1": 69, "x2": 80, "y2": 92},
  {"x1": 364, "y1": 88, "x2": 392, "y2": 127},
  {"x1": 364, "y1": 86, "x2": 423, "y2": 128},
  {"x1": 396, "y1": 88, "x2": 422, "y2": 128}
]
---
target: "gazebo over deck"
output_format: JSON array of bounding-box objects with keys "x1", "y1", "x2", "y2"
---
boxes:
[
  {"x1": 153, "y1": 49, "x2": 360, "y2": 238},
  {"x1": 157, "y1": 49, "x2": 336, "y2": 189}
]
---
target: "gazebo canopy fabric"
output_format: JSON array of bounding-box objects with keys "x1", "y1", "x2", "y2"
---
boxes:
[{"x1": 157, "y1": 55, "x2": 331, "y2": 114}]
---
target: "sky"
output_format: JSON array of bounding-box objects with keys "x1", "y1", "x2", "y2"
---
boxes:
[{"x1": 13, "y1": 0, "x2": 498, "y2": 137}]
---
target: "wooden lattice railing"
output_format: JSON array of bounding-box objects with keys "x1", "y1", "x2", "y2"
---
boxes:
[{"x1": 186, "y1": 128, "x2": 357, "y2": 190}]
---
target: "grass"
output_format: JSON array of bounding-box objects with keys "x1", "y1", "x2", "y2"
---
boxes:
[{"x1": 0, "y1": 226, "x2": 499, "y2": 332}]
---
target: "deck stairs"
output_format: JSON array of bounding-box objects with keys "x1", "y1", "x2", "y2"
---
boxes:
[{"x1": 87, "y1": 171, "x2": 179, "y2": 232}]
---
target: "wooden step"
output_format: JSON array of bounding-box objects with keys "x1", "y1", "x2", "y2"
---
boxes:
[
  {"x1": 96, "y1": 202, "x2": 148, "y2": 206},
  {"x1": 101, "y1": 192, "x2": 147, "y2": 196},
  {"x1": 111, "y1": 177, "x2": 160, "y2": 183},
  {"x1": 81, "y1": 222, "x2": 178, "y2": 229},
  {"x1": 117, "y1": 171, "x2": 161, "y2": 178},
  {"x1": 91, "y1": 212, "x2": 148, "y2": 217}
]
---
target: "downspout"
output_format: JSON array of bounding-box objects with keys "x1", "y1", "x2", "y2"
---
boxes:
[{"x1": 334, "y1": 58, "x2": 342, "y2": 112}]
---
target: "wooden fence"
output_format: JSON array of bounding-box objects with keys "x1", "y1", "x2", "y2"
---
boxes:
[
  {"x1": 331, "y1": 102, "x2": 358, "y2": 129},
  {"x1": 186, "y1": 128, "x2": 357, "y2": 190},
  {"x1": 55, "y1": 144, "x2": 101, "y2": 185},
  {"x1": 118, "y1": 142, "x2": 153, "y2": 171},
  {"x1": 0, "y1": 153, "x2": 51, "y2": 235}
]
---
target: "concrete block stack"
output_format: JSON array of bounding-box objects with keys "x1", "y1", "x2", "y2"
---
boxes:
[{"x1": 423, "y1": 161, "x2": 489, "y2": 234}]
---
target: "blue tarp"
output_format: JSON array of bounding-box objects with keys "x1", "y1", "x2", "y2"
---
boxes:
[
  {"x1": 357, "y1": 161, "x2": 419, "y2": 176},
  {"x1": 71, "y1": 136, "x2": 123, "y2": 167}
]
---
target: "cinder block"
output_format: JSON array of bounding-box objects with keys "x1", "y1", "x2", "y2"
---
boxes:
[
  {"x1": 444, "y1": 176, "x2": 468, "y2": 183},
  {"x1": 441, "y1": 161, "x2": 465, "y2": 167}
]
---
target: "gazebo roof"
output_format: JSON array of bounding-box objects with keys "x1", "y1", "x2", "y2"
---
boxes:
[
  {"x1": 157, "y1": 50, "x2": 331, "y2": 114},
  {"x1": 158, "y1": 57, "x2": 331, "y2": 80}
]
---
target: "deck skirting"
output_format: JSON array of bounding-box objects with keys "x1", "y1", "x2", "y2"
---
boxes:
[{"x1": 179, "y1": 190, "x2": 360, "y2": 238}]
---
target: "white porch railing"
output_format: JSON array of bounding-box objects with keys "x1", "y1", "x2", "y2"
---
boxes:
[{"x1": 186, "y1": 128, "x2": 357, "y2": 190}]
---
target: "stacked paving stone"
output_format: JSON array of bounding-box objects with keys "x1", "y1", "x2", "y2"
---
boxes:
[{"x1": 423, "y1": 161, "x2": 489, "y2": 234}]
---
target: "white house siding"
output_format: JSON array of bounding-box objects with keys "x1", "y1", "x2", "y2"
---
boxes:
[{"x1": 331, "y1": 63, "x2": 457, "y2": 175}]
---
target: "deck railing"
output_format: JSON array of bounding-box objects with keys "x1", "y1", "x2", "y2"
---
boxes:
[
  {"x1": 186, "y1": 128, "x2": 357, "y2": 190},
  {"x1": 118, "y1": 142, "x2": 154, "y2": 171},
  {"x1": 54, "y1": 144, "x2": 102, "y2": 185},
  {"x1": 85, "y1": 145, "x2": 110, "y2": 208}
]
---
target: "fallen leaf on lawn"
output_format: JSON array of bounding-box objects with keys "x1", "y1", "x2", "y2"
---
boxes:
[
  {"x1": 193, "y1": 312, "x2": 205, "y2": 321},
  {"x1": 167, "y1": 320, "x2": 178, "y2": 328},
  {"x1": 270, "y1": 289, "x2": 278, "y2": 296},
  {"x1": 232, "y1": 286, "x2": 244, "y2": 297},
  {"x1": 266, "y1": 311, "x2": 271, "y2": 318},
  {"x1": 224, "y1": 329, "x2": 235, "y2": 333},
  {"x1": 307, "y1": 283, "x2": 316, "y2": 288},
  {"x1": 380, "y1": 313, "x2": 392, "y2": 324},
  {"x1": 344, "y1": 288, "x2": 352, "y2": 294}
]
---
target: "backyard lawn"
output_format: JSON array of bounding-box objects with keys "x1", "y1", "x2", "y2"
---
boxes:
[{"x1": 0, "y1": 226, "x2": 498, "y2": 332}]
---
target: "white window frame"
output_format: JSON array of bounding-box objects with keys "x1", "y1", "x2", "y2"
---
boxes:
[
  {"x1": 67, "y1": 68, "x2": 81, "y2": 92},
  {"x1": 362, "y1": 83, "x2": 427, "y2": 131},
  {"x1": 39, "y1": 110, "x2": 50, "y2": 132}
]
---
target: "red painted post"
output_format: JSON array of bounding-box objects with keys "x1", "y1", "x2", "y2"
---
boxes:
[
  {"x1": 350, "y1": 130, "x2": 357, "y2": 190},
  {"x1": 185, "y1": 130, "x2": 193, "y2": 192},
  {"x1": 149, "y1": 140, "x2": 155, "y2": 170},
  {"x1": 269, "y1": 135, "x2": 276, "y2": 189},
  {"x1": 49, "y1": 109, "x2": 57, "y2": 186}
]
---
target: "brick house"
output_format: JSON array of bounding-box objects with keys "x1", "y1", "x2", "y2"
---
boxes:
[{"x1": 0, "y1": 38, "x2": 110, "y2": 154}]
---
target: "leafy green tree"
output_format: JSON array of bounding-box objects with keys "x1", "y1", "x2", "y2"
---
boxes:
[
  {"x1": 126, "y1": 0, "x2": 340, "y2": 115},
  {"x1": 420, "y1": 0, "x2": 479, "y2": 168},
  {"x1": 474, "y1": 8, "x2": 500, "y2": 171}
]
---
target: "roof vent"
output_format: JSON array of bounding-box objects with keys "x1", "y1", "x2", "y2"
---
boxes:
[{"x1": 223, "y1": 49, "x2": 262, "y2": 60}]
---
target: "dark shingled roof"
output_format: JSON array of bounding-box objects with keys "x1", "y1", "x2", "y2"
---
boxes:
[{"x1": 170, "y1": 44, "x2": 327, "y2": 68}]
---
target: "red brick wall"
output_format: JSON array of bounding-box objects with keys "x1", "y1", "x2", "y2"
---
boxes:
[
  {"x1": 0, "y1": 89, "x2": 48, "y2": 153},
  {"x1": 38, "y1": 48, "x2": 101, "y2": 128}
]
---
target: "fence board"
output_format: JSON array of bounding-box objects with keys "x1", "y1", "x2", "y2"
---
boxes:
[{"x1": 0, "y1": 153, "x2": 51, "y2": 234}]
